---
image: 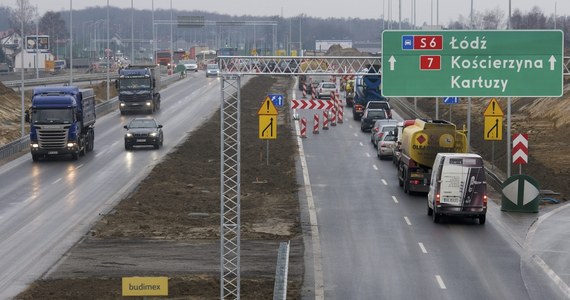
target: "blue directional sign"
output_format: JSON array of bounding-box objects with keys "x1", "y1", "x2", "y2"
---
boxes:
[
  {"x1": 443, "y1": 97, "x2": 459, "y2": 104},
  {"x1": 268, "y1": 94, "x2": 284, "y2": 107}
]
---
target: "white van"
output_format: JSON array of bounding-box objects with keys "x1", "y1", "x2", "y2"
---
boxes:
[{"x1": 427, "y1": 153, "x2": 487, "y2": 224}]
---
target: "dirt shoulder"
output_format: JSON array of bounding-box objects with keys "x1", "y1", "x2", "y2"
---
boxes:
[{"x1": 17, "y1": 76, "x2": 303, "y2": 299}]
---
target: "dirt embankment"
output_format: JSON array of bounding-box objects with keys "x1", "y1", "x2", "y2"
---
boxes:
[
  {"x1": 407, "y1": 88, "x2": 570, "y2": 201},
  {"x1": 17, "y1": 76, "x2": 304, "y2": 299}
]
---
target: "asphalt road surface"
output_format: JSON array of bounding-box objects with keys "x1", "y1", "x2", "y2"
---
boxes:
[
  {"x1": 291, "y1": 85, "x2": 564, "y2": 299},
  {"x1": 0, "y1": 71, "x2": 238, "y2": 299}
]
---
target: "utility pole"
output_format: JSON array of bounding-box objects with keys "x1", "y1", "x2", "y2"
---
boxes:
[{"x1": 70, "y1": 0, "x2": 73, "y2": 85}]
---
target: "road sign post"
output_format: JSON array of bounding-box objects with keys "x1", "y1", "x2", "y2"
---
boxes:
[{"x1": 382, "y1": 30, "x2": 564, "y2": 97}]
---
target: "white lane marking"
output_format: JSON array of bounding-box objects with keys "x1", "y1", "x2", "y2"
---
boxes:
[
  {"x1": 359, "y1": 142, "x2": 364, "y2": 147},
  {"x1": 372, "y1": 165, "x2": 378, "y2": 170},
  {"x1": 75, "y1": 164, "x2": 84, "y2": 170},
  {"x1": 381, "y1": 179, "x2": 388, "y2": 185},
  {"x1": 404, "y1": 216, "x2": 412, "y2": 226},
  {"x1": 52, "y1": 178, "x2": 62, "y2": 185},
  {"x1": 349, "y1": 125, "x2": 353, "y2": 129},
  {"x1": 365, "y1": 152, "x2": 370, "y2": 158},
  {"x1": 435, "y1": 275, "x2": 447, "y2": 289},
  {"x1": 111, "y1": 141, "x2": 119, "y2": 147},
  {"x1": 418, "y1": 242, "x2": 428, "y2": 254},
  {"x1": 353, "y1": 133, "x2": 358, "y2": 137},
  {"x1": 294, "y1": 103, "x2": 324, "y2": 299},
  {"x1": 392, "y1": 196, "x2": 399, "y2": 203}
]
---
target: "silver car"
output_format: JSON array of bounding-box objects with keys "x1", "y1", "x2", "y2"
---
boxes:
[
  {"x1": 377, "y1": 133, "x2": 397, "y2": 159},
  {"x1": 206, "y1": 64, "x2": 220, "y2": 77},
  {"x1": 316, "y1": 82, "x2": 337, "y2": 99}
]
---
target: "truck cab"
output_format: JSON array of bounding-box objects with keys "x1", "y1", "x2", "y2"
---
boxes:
[{"x1": 117, "y1": 65, "x2": 161, "y2": 115}]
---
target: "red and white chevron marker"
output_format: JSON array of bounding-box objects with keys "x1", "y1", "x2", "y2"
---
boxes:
[
  {"x1": 313, "y1": 114, "x2": 319, "y2": 134},
  {"x1": 300, "y1": 118, "x2": 307, "y2": 138},
  {"x1": 512, "y1": 133, "x2": 528, "y2": 164},
  {"x1": 322, "y1": 110, "x2": 329, "y2": 130},
  {"x1": 291, "y1": 99, "x2": 334, "y2": 110}
]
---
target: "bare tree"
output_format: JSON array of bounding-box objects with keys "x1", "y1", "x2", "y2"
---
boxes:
[
  {"x1": 39, "y1": 11, "x2": 69, "y2": 51},
  {"x1": 481, "y1": 7, "x2": 505, "y2": 29},
  {"x1": 8, "y1": 0, "x2": 37, "y2": 37}
]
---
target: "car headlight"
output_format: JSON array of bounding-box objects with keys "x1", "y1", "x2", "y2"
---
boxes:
[
  {"x1": 126, "y1": 133, "x2": 133, "y2": 137},
  {"x1": 145, "y1": 102, "x2": 152, "y2": 106},
  {"x1": 149, "y1": 132, "x2": 158, "y2": 137}
]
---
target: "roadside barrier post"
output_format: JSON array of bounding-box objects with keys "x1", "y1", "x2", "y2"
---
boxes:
[
  {"x1": 313, "y1": 114, "x2": 319, "y2": 134},
  {"x1": 337, "y1": 101, "x2": 344, "y2": 124},
  {"x1": 322, "y1": 110, "x2": 329, "y2": 130},
  {"x1": 300, "y1": 118, "x2": 307, "y2": 138}
]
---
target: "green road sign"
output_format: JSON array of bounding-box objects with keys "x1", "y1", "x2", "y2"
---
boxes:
[{"x1": 381, "y1": 30, "x2": 564, "y2": 97}]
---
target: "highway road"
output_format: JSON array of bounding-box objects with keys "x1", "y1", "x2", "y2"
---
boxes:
[
  {"x1": 0, "y1": 71, "x2": 233, "y2": 299},
  {"x1": 291, "y1": 86, "x2": 565, "y2": 299}
]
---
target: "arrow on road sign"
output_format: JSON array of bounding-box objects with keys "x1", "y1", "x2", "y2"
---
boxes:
[
  {"x1": 549, "y1": 55, "x2": 557, "y2": 71},
  {"x1": 512, "y1": 134, "x2": 528, "y2": 164},
  {"x1": 443, "y1": 97, "x2": 459, "y2": 104},
  {"x1": 291, "y1": 99, "x2": 334, "y2": 110},
  {"x1": 389, "y1": 56, "x2": 396, "y2": 71}
]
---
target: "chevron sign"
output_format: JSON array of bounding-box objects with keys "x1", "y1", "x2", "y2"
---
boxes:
[
  {"x1": 512, "y1": 134, "x2": 528, "y2": 164},
  {"x1": 291, "y1": 99, "x2": 334, "y2": 110}
]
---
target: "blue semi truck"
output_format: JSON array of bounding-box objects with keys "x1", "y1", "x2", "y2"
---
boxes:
[
  {"x1": 352, "y1": 65, "x2": 387, "y2": 120},
  {"x1": 26, "y1": 86, "x2": 96, "y2": 162}
]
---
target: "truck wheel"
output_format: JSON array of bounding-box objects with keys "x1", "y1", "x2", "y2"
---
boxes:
[
  {"x1": 71, "y1": 153, "x2": 79, "y2": 160},
  {"x1": 479, "y1": 215, "x2": 486, "y2": 225},
  {"x1": 124, "y1": 144, "x2": 131, "y2": 151},
  {"x1": 427, "y1": 202, "x2": 433, "y2": 216},
  {"x1": 31, "y1": 154, "x2": 40, "y2": 162},
  {"x1": 154, "y1": 143, "x2": 160, "y2": 149}
]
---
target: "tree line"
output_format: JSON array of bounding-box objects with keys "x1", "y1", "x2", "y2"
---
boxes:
[{"x1": 0, "y1": 0, "x2": 568, "y2": 64}]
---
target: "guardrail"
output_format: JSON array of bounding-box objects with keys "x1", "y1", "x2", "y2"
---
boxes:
[
  {"x1": 3, "y1": 73, "x2": 120, "y2": 88},
  {"x1": 0, "y1": 73, "x2": 181, "y2": 162}
]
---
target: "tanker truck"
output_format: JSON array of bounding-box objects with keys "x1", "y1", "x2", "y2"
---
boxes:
[
  {"x1": 26, "y1": 86, "x2": 96, "y2": 162},
  {"x1": 397, "y1": 119, "x2": 467, "y2": 194}
]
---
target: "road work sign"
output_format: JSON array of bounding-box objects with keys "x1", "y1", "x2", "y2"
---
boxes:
[
  {"x1": 382, "y1": 30, "x2": 563, "y2": 97},
  {"x1": 258, "y1": 96, "x2": 278, "y2": 139}
]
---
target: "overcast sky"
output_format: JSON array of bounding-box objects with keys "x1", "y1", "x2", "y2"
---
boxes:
[{"x1": 4, "y1": 0, "x2": 570, "y2": 26}]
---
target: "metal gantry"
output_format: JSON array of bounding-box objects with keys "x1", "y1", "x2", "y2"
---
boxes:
[
  {"x1": 218, "y1": 54, "x2": 570, "y2": 299},
  {"x1": 220, "y1": 74, "x2": 241, "y2": 299}
]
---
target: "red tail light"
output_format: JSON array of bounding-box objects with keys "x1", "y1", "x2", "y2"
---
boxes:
[
  {"x1": 436, "y1": 193, "x2": 440, "y2": 205},
  {"x1": 483, "y1": 194, "x2": 488, "y2": 206},
  {"x1": 378, "y1": 132, "x2": 384, "y2": 139},
  {"x1": 380, "y1": 142, "x2": 385, "y2": 147},
  {"x1": 374, "y1": 128, "x2": 379, "y2": 132},
  {"x1": 410, "y1": 180, "x2": 420, "y2": 185}
]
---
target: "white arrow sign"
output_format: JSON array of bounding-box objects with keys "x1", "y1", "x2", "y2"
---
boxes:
[
  {"x1": 549, "y1": 55, "x2": 557, "y2": 71},
  {"x1": 388, "y1": 56, "x2": 396, "y2": 71}
]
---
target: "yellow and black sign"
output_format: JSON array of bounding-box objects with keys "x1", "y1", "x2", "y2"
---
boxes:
[
  {"x1": 484, "y1": 116, "x2": 503, "y2": 141},
  {"x1": 122, "y1": 277, "x2": 168, "y2": 296},
  {"x1": 257, "y1": 96, "x2": 278, "y2": 116},
  {"x1": 258, "y1": 96, "x2": 278, "y2": 139},
  {"x1": 483, "y1": 98, "x2": 504, "y2": 117},
  {"x1": 259, "y1": 115, "x2": 277, "y2": 139}
]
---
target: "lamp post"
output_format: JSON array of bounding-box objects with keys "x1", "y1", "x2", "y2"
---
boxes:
[
  {"x1": 131, "y1": 0, "x2": 134, "y2": 64},
  {"x1": 106, "y1": 0, "x2": 110, "y2": 101},
  {"x1": 170, "y1": 0, "x2": 173, "y2": 67},
  {"x1": 69, "y1": 0, "x2": 73, "y2": 85},
  {"x1": 20, "y1": 0, "x2": 24, "y2": 137}
]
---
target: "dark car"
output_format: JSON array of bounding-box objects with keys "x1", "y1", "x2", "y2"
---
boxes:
[
  {"x1": 124, "y1": 118, "x2": 164, "y2": 150},
  {"x1": 365, "y1": 100, "x2": 392, "y2": 119},
  {"x1": 360, "y1": 108, "x2": 388, "y2": 132}
]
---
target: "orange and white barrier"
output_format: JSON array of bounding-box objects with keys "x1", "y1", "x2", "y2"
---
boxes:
[
  {"x1": 322, "y1": 110, "x2": 329, "y2": 130},
  {"x1": 300, "y1": 118, "x2": 307, "y2": 138},
  {"x1": 313, "y1": 114, "x2": 319, "y2": 134}
]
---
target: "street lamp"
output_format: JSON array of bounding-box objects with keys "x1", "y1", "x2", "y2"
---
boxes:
[
  {"x1": 70, "y1": 0, "x2": 73, "y2": 85},
  {"x1": 106, "y1": 0, "x2": 110, "y2": 101}
]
